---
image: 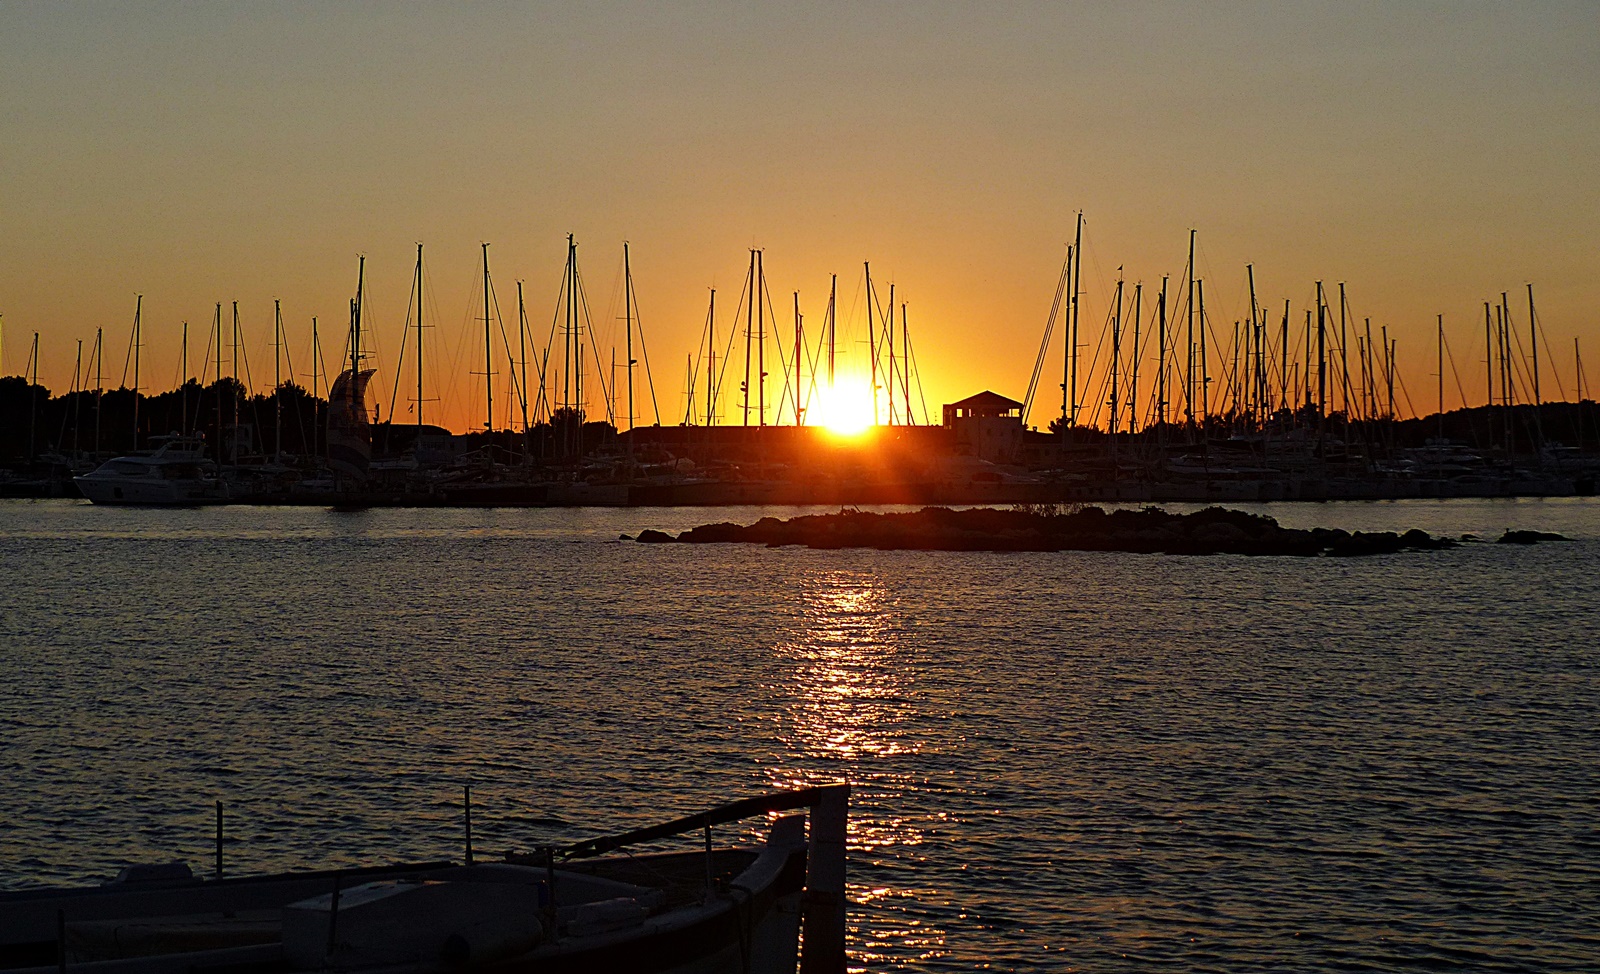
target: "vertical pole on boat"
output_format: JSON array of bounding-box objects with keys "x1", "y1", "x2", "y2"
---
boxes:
[
  {"x1": 543, "y1": 848, "x2": 558, "y2": 934},
  {"x1": 703, "y1": 823, "x2": 714, "y2": 903},
  {"x1": 1185, "y1": 230, "x2": 1196, "y2": 432},
  {"x1": 1528, "y1": 283, "x2": 1540, "y2": 405},
  {"x1": 215, "y1": 304, "x2": 223, "y2": 468},
  {"x1": 1157, "y1": 278, "x2": 1167, "y2": 432},
  {"x1": 799, "y1": 784, "x2": 850, "y2": 974},
  {"x1": 794, "y1": 291, "x2": 803, "y2": 425},
  {"x1": 865, "y1": 262, "x2": 878, "y2": 427},
  {"x1": 626, "y1": 242, "x2": 635, "y2": 436},
  {"x1": 828, "y1": 274, "x2": 837, "y2": 392},
  {"x1": 418, "y1": 244, "x2": 426, "y2": 433},
  {"x1": 1315, "y1": 282, "x2": 1326, "y2": 422},
  {"x1": 1070, "y1": 213, "x2": 1083, "y2": 427},
  {"x1": 324, "y1": 872, "x2": 343, "y2": 965},
  {"x1": 214, "y1": 800, "x2": 223, "y2": 880},
  {"x1": 29, "y1": 332, "x2": 40, "y2": 461},
  {"x1": 757, "y1": 250, "x2": 766, "y2": 427},
  {"x1": 232, "y1": 303, "x2": 241, "y2": 462},
  {"x1": 1438, "y1": 314, "x2": 1445, "y2": 441},
  {"x1": 94, "y1": 327, "x2": 103, "y2": 459},
  {"x1": 744, "y1": 250, "x2": 755, "y2": 427},
  {"x1": 1339, "y1": 282, "x2": 1350, "y2": 419},
  {"x1": 1061, "y1": 244, "x2": 1074, "y2": 433},
  {"x1": 1198, "y1": 279, "x2": 1208, "y2": 430},
  {"x1": 886, "y1": 284, "x2": 895, "y2": 424},
  {"x1": 311, "y1": 318, "x2": 321, "y2": 464},
  {"x1": 56, "y1": 909, "x2": 65, "y2": 974},
  {"x1": 1130, "y1": 282, "x2": 1141, "y2": 435},
  {"x1": 518, "y1": 282, "x2": 530, "y2": 459},
  {"x1": 72, "y1": 340, "x2": 82, "y2": 461},
  {"x1": 274, "y1": 299, "x2": 282, "y2": 463},
  {"x1": 707, "y1": 290, "x2": 716, "y2": 427},
  {"x1": 1246, "y1": 264, "x2": 1258, "y2": 423},
  {"x1": 132, "y1": 295, "x2": 142, "y2": 450},
  {"x1": 179, "y1": 322, "x2": 187, "y2": 437},
  {"x1": 901, "y1": 302, "x2": 912, "y2": 424},
  {"x1": 1280, "y1": 300, "x2": 1290, "y2": 415},
  {"x1": 464, "y1": 785, "x2": 474, "y2": 866},
  {"x1": 483, "y1": 243, "x2": 493, "y2": 435}
]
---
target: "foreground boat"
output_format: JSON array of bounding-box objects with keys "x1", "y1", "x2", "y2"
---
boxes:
[
  {"x1": 0, "y1": 786, "x2": 848, "y2": 974},
  {"x1": 71, "y1": 435, "x2": 228, "y2": 506}
]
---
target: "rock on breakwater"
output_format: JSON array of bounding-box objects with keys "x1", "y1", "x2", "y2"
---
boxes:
[{"x1": 634, "y1": 505, "x2": 1459, "y2": 556}]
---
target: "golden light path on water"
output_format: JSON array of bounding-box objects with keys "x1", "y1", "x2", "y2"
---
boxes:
[{"x1": 765, "y1": 570, "x2": 949, "y2": 969}]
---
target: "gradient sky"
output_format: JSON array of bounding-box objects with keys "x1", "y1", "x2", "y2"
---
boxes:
[{"x1": 2, "y1": 1, "x2": 1596, "y2": 432}]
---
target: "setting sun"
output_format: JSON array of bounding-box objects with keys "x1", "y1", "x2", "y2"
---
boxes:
[{"x1": 809, "y1": 375, "x2": 877, "y2": 436}]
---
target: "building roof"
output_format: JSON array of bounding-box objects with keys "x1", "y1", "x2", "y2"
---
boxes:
[{"x1": 948, "y1": 390, "x2": 1023, "y2": 410}]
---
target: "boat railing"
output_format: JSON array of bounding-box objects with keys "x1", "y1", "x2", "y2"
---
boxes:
[
  {"x1": 558, "y1": 784, "x2": 847, "y2": 860},
  {"x1": 559, "y1": 784, "x2": 849, "y2": 974}
]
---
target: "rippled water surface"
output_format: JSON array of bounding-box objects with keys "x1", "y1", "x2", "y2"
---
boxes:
[{"x1": 2, "y1": 498, "x2": 1598, "y2": 972}]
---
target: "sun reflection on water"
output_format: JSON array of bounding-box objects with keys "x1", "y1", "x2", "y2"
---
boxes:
[{"x1": 765, "y1": 570, "x2": 949, "y2": 968}]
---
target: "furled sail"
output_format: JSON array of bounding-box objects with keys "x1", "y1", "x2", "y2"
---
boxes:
[{"x1": 328, "y1": 367, "x2": 377, "y2": 481}]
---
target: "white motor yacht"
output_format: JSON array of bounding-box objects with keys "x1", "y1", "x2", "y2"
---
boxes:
[{"x1": 73, "y1": 434, "x2": 228, "y2": 505}]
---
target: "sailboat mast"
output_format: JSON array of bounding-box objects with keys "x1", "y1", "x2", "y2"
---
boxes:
[
  {"x1": 1061, "y1": 244, "x2": 1073, "y2": 429},
  {"x1": 416, "y1": 243, "x2": 425, "y2": 431},
  {"x1": 72, "y1": 339, "x2": 82, "y2": 460},
  {"x1": 1574, "y1": 337, "x2": 1587, "y2": 403},
  {"x1": 901, "y1": 300, "x2": 911, "y2": 424},
  {"x1": 744, "y1": 250, "x2": 755, "y2": 427},
  {"x1": 213, "y1": 304, "x2": 222, "y2": 464},
  {"x1": 274, "y1": 298, "x2": 282, "y2": 462},
  {"x1": 625, "y1": 243, "x2": 635, "y2": 434},
  {"x1": 232, "y1": 302, "x2": 243, "y2": 461},
  {"x1": 178, "y1": 323, "x2": 187, "y2": 438},
  {"x1": 1197, "y1": 279, "x2": 1209, "y2": 427},
  {"x1": 1501, "y1": 292, "x2": 1513, "y2": 409},
  {"x1": 93, "y1": 326, "x2": 103, "y2": 457},
  {"x1": 1110, "y1": 272, "x2": 1123, "y2": 435},
  {"x1": 707, "y1": 289, "x2": 716, "y2": 427},
  {"x1": 1130, "y1": 282, "x2": 1142, "y2": 434},
  {"x1": 311, "y1": 318, "x2": 321, "y2": 462},
  {"x1": 1338, "y1": 282, "x2": 1350, "y2": 418},
  {"x1": 1246, "y1": 265, "x2": 1258, "y2": 422},
  {"x1": 1384, "y1": 327, "x2": 1394, "y2": 420},
  {"x1": 482, "y1": 243, "x2": 493, "y2": 432},
  {"x1": 886, "y1": 284, "x2": 896, "y2": 425},
  {"x1": 1069, "y1": 213, "x2": 1083, "y2": 427},
  {"x1": 1527, "y1": 283, "x2": 1540, "y2": 404},
  {"x1": 828, "y1": 274, "x2": 837, "y2": 390},
  {"x1": 1437, "y1": 314, "x2": 1445, "y2": 441},
  {"x1": 1484, "y1": 302, "x2": 1494, "y2": 446},
  {"x1": 757, "y1": 250, "x2": 766, "y2": 427},
  {"x1": 865, "y1": 261, "x2": 878, "y2": 426},
  {"x1": 1364, "y1": 318, "x2": 1375, "y2": 422},
  {"x1": 28, "y1": 332, "x2": 39, "y2": 461},
  {"x1": 793, "y1": 291, "x2": 802, "y2": 425},
  {"x1": 517, "y1": 281, "x2": 529, "y2": 443},
  {"x1": 131, "y1": 295, "x2": 142, "y2": 449},
  {"x1": 1280, "y1": 301, "x2": 1289, "y2": 414},
  {"x1": 1157, "y1": 277, "x2": 1168, "y2": 431}
]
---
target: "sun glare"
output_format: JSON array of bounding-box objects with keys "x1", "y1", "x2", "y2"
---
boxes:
[{"x1": 811, "y1": 376, "x2": 876, "y2": 436}]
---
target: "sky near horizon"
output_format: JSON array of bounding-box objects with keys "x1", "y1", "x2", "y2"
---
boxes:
[{"x1": 2, "y1": 2, "x2": 1596, "y2": 432}]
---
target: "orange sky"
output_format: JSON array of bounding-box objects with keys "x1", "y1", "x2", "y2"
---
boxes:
[{"x1": 2, "y1": 3, "x2": 1596, "y2": 433}]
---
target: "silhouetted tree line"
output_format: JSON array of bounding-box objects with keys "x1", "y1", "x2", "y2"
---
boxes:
[
  {"x1": 0, "y1": 376, "x2": 620, "y2": 465},
  {"x1": 1038, "y1": 400, "x2": 1599, "y2": 456}
]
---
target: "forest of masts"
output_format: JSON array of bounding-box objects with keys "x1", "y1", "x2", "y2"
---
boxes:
[
  {"x1": 3, "y1": 223, "x2": 1592, "y2": 460},
  {"x1": 1023, "y1": 221, "x2": 1590, "y2": 444}
]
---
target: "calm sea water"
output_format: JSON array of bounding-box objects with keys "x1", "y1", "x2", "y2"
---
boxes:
[{"x1": 2, "y1": 498, "x2": 1597, "y2": 972}]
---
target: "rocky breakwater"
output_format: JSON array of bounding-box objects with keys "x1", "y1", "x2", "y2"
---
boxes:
[{"x1": 633, "y1": 506, "x2": 1463, "y2": 556}]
